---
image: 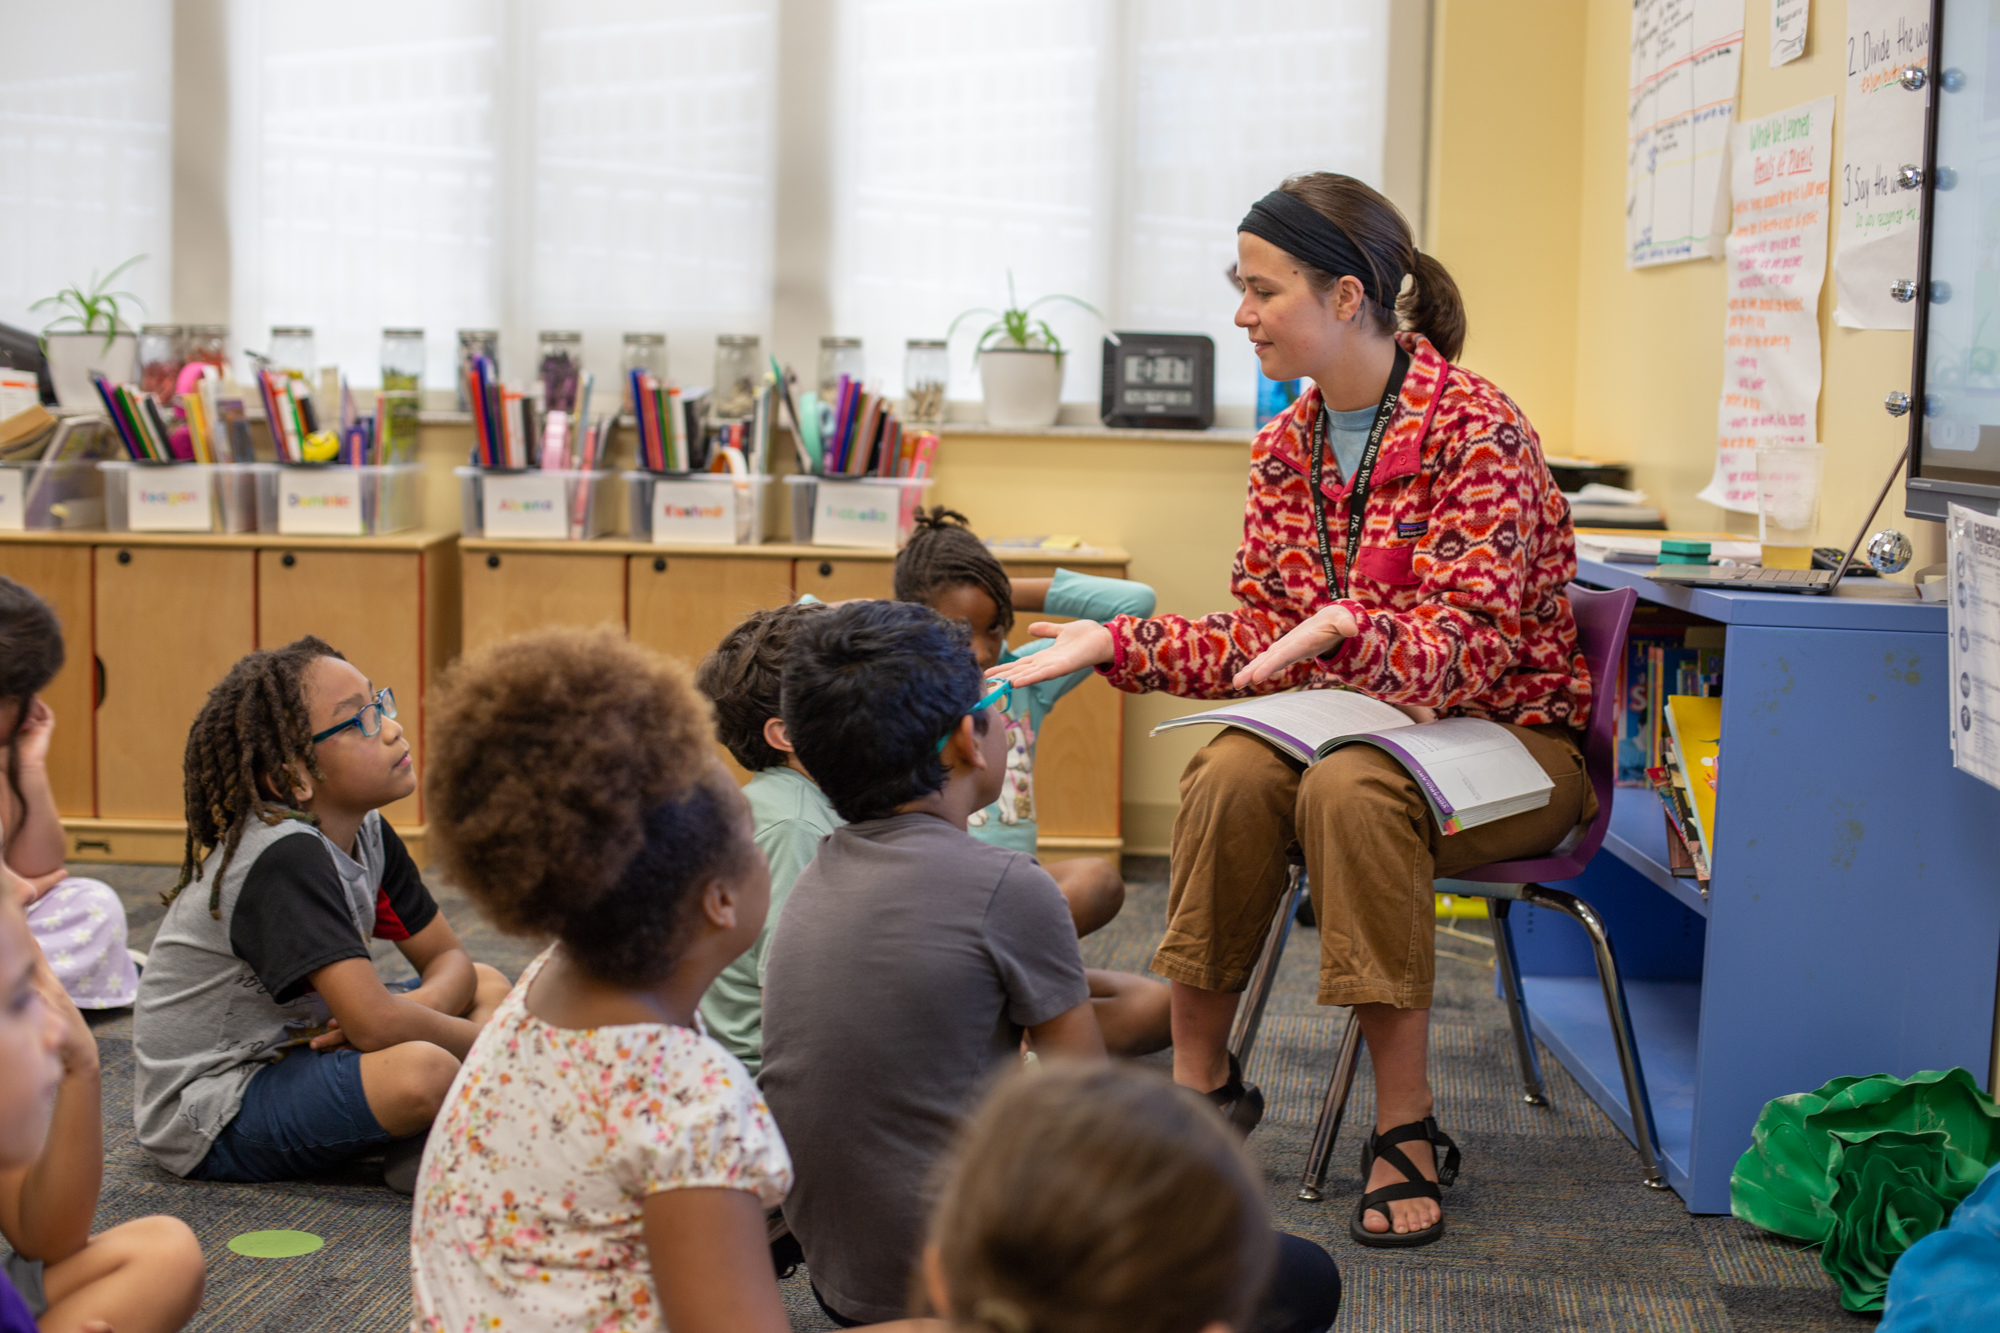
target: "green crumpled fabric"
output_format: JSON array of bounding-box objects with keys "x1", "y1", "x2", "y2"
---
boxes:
[{"x1": 1730, "y1": 1068, "x2": 2000, "y2": 1312}]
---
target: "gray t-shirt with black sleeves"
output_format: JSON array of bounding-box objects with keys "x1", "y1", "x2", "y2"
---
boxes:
[
  {"x1": 758, "y1": 812, "x2": 1090, "y2": 1325},
  {"x1": 132, "y1": 810, "x2": 432, "y2": 1176}
]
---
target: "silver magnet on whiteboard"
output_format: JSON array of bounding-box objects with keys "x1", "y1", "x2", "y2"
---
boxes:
[
  {"x1": 1897, "y1": 165, "x2": 1923, "y2": 190},
  {"x1": 1891, "y1": 279, "x2": 1920, "y2": 303},
  {"x1": 1899, "y1": 65, "x2": 1927, "y2": 90},
  {"x1": 1885, "y1": 392, "x2": 1912, "y2": 417}
]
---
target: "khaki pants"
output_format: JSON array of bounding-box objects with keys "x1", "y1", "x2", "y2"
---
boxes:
[{"x1": 1156, "y1": 723, "x2": 1596, "y2": 1010}]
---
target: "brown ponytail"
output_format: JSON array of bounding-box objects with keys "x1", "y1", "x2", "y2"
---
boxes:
[{"x1": 1277, "y1": 173, "x2": 1467, "y2": 362}]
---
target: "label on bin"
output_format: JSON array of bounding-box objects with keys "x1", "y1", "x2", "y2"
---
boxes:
[
  {"x1": 484, "y1": 473, "x2": 570, "y2": 539},
  {"x1": 813, "y1": 480, "x2": 899, "y2": 549},
  {"x1": 130, "y1": 465, "x2": 215, "y2": 532},
  {"x1": 651, "y1": 479, "x2": 737, "y2": 545},
  {"x1": 280, "y1": 468, "x2": 364, "y2": 536},
  {"x1": 0, "y1": 470, "x2": 21, "y2": 531}
]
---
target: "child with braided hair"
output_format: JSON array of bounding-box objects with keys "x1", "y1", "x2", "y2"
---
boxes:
[
  {"x1": 133, "y1": 637, "x2": 509, "y2": 1192},
  {"x1": 894, "y1": 508, "x2": 1156, "y2": 937}
]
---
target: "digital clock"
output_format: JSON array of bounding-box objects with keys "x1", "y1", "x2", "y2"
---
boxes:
[{"x1": 1100, "y1": 333, "x2": 1214, "y2": 429}]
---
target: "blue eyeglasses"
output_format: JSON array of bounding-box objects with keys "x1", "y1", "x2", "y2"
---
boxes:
[
  {"x1": 311, "y1": 687, "x2": 397, "y2": 744},
  {"x1": 935, "y1": 679, "x2": 1014, "y2": 753}
]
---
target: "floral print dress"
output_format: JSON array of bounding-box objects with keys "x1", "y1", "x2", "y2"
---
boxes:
[{"x1": 410, "y1": 947, "x2": 792, "y2": 1333}]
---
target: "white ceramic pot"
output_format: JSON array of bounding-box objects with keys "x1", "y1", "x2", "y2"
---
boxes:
[
  {"x1": 43, "y1": 332, "x2": 137, "y2": 408},
  {"x1": 978, "y1": 347, "x2": 1064, "y2": 429}
]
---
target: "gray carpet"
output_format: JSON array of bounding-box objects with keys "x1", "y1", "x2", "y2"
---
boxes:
[{"x1": 72, "y1": 857, "x2": 1865, "y2": 1332}]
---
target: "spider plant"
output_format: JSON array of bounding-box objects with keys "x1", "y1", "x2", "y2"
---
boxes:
[
  {"x1": 31, "y1": 255, "x2": 148, "y2": 353},
  {"x1": 946, "y1": 272, "x2": 1102, "y2": 359}
]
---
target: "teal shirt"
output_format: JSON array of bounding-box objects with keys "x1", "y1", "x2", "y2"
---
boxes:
[
  {"x1": 967, "y1": 567, "x2": 1156, "y2": 854},
  {"x1": 1325, "y1": 403, "x2": 1377, "y2": 482},
  {"x1": 698, "y1": 765, "x2": 842, "y2": 1076}
]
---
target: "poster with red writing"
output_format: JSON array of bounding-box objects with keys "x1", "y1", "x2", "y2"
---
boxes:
[{"x1": 1701, "y1": 95, "x2": 1834, "y2": 513}]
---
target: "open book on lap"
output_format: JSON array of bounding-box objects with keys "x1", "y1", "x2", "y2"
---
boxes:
[{"x1": 1152, "y1": 689, "x2": 1555, "y2": 833}]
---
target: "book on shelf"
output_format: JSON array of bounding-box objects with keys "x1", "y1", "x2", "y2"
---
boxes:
[
  {"x1": 1663, "y1": 695, "x2": 1721, "y2": 869},
  {"x1": 1647, "y1": 759, "x2": 1711, "y2": 883},
  {"x1": 1152, "y1": 690, "x2": 1555, "y2": 833},
  {"x1": 1616, "y1": 620, "x2": 1724, "y2": 786}
]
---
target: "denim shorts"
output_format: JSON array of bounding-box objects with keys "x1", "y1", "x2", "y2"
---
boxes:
[{"x1": 191, "y1": 982, "x2": 420, "y2": 1184}]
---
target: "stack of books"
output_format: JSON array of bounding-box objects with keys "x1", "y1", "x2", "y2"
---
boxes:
[
  {"x1": 1650, "y1": 695, "x2": 1721, "y2": 888},
  {"x1": 786, "y1": 371, "x2": 938, "y2": 479}
]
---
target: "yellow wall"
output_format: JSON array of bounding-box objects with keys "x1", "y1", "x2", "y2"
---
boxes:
[{"x1": 1439, "y1": 0, "x2": 1936, "y2": 568}]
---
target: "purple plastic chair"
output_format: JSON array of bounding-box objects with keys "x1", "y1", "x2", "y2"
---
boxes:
[{"x1": 1284, "y1": 582, "x2": 1667, "y2": 1200}]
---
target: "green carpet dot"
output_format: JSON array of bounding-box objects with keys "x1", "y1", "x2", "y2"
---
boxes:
[{"x1": 227, "y1": 1230, "x2": 325, "y2": 1259}]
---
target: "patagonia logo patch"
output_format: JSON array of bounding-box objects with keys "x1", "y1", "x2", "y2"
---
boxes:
[{"x1": 1396, "y1": 519, "x2": 1429, "y2": 539}]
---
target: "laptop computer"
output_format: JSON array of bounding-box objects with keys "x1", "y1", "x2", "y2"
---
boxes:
[{"x1": 1642, "y1": 458, "x2": 1907, "y2": 595}]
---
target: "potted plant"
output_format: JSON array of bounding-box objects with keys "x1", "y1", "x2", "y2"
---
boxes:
[
  {"x1": 947, "y1": 275, "x2": 1100, "y2": 429},
  {"x1": 32, "y1": 256, "x2": 146, "y2": 408}
]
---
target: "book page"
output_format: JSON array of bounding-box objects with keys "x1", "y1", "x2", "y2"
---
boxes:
[
  {"x1": 1151, "y1": 689, "x2": 1412, "y2": 761},
  {"x1": 1352, "y1": 718, "x2": 1555, "y2": 830}
]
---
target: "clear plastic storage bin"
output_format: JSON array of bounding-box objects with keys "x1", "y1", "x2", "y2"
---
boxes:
[
  {"x1": 783, "y1": 475, "x2": 934, "y2": 548},
  {"x1": 0, "y1": 460, "x2": 105, "y2": 531},
  {"x1": 625, "y1": 471, "x2": 769, "y2": 545},
  {"x1": 457, "y1": 467, "x2": 613, "y2": 540},
  {"x1": 102, "y1": 461, "x2": 276, "y2": 534},
  {"x1": 275, "y1": 463, "x2": 423, "y2": 537}
]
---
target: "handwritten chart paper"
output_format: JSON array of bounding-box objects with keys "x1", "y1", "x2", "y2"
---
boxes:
[
  {"x1": 1948, "y1": 503, "x2": 2000, "y2": 793},
  {"x1": 1834, "y1": 0, "x2": 1931, "y2": 329},
  {"x1": 1771, "y1": 0, "x2": 1809, "y2": 66},
  {"x1": 1701, "y1": 96, "x2": 1834, "y2": 512},
  {"x1": 1628, "y1": 0, "x2": 1746, "y2": 268}
]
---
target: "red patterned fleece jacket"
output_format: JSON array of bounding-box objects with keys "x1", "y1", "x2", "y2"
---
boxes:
[{"x1": 1100, "y1": 333, "x2": 1589, "y2": 728}]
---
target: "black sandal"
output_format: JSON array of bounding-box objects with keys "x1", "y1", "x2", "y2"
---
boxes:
[
  {"x1": 1205, "y1": 1051, "x2": 1266, "y2": 1137},
  {"x1": 1350, "y1": 1116, "x2": 1459, "y2": 1248}
]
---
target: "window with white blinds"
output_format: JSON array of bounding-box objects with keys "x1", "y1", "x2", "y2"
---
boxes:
[
  {"x1": 830, "y1": 0, "x2": 1391, "y2": 406},
  {"x1": 231, "y1": 0, "x2": 776, "y2": 390},
  {"x1": 0, "y1": 3, "x2": 171, "y2": 337}
]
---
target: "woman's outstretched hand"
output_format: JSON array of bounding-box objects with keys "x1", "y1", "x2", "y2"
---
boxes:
[
  {"x1": 986, "y1": 620, "x2": 1116, "y2": 687},
  {"x1": 1230, "y1": 605, "x2": 1359, "y2": 690}
]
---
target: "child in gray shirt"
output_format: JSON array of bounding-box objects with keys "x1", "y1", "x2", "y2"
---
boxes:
[{"x1": 759, "y1": 601, "x2": 1103, "y2": 1325}]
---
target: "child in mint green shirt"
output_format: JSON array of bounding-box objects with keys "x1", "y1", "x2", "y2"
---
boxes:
[
  {"x1": 894, "y1": 509, "x2": 1155, "y2": 937},
  {"x1": 692, "y1": 603, "x2": 839, "y2": 1076}
]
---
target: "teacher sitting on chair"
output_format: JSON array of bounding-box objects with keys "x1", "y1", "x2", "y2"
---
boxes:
[{"x1": 990, "y1": 172, "x2": 1593, "y2": 1249}]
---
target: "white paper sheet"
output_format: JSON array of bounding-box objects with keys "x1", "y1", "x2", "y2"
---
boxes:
[
  {"x1": 1701, "y1": 96, "x2": 1835, "y2": 513},
  {"x1": 1771, "y1": 0, "x2": 1809, "y2": 66},
  {"x1": 1628, "y1": 0, "x2": 1747, "y2": 268},
  {"x1": 1834, "y1": 1, "x2": 1931, "y2": 329},
  {"x1": 1948, "y1": 504, "x2": 2000, "y2": 792}
]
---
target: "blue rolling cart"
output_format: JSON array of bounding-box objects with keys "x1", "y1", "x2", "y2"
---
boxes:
[{"x1": 1513, "y1": 558, "x2": 2000, "y2": 1213}]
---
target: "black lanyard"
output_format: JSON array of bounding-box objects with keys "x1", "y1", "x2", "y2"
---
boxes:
[{"x1": 1310, "y1": 346, "x2": 1410, "y2": 601}]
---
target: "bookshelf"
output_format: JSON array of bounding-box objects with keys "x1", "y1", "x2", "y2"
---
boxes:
[{"x1": 1513, "y1": 556, "x2": 2000, "y2": 1213}]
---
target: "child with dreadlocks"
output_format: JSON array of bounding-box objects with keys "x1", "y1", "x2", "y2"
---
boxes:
[
  {"x1": 894, "y1": 509, "x2": 1156, "y2": 936},
  {"x1": 132, "y1": 637, "x2": 510, "y2": 1193}
]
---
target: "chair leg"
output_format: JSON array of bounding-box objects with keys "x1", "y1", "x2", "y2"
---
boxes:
[
  {"x1": 1297, "y1": 1009, "x2": 1364, "y2": 1202},
  {"x1": 1518, "y1": 885, "x2": 1670, "y2": 1190},
  {"x1": 1226, "y1": 863, "x2": 1306, "y2": 1072},
  {"x1": 1489, "y1": 899, "x2": 1549, "y2": 1108}
]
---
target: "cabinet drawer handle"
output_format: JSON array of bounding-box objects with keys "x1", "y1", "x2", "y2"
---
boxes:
[
  {"x1": 281, "y1": 552, "x2": 296, "y2": 568},
  {"x1": 486, "y1": 554, "x2": 501, "y2": 569},
  {"x1": 94, "y1": 656, "x2": 105, "y2": 708},
  {"x1": 653, "y1": 557, "x2": 667, "y2": 572},
  {"x1": 73, "y1": 838, "x2": 111, "y2": 854},
  {"x1": 818, "y1": 562, "x2": 832, "y2": 577},
  {"x1": 116, "y1": 550, "x2": 132, "y2": 565}
]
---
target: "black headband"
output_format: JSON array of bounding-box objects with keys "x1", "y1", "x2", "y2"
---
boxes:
[{"x1": 1239, "y1": 189, "x2": 1402, "y2": 308}]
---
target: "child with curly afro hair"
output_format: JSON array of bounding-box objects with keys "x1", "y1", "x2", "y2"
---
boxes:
[{"x1": 411, "y1": 626, "x2": 928, "y2": 1333}]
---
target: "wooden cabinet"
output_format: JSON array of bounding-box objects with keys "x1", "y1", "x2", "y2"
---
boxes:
[
  {"x1": 457, "y1": 538, "x2": 1133, "y2": 857},
  {"x1": 0, "y1": 531, "x2": 458, "y2": 864},
  {"x1": 95, "y1": 545, "x2": 257, "y2": 820},
  {"x1": 628, "y1": 553, "x2": 796, "y2": 667},
  {"x1": 259, "y1": 548, "x2": 437, "y2": 826},
  {"x1": 0, "y1": 544, "x2": 95, "y2": 816},
  {"x1": 462, "y1": 549, "x2": 625, "y2": 652},
  {"x1": 793, "y1": 556, "x2": 894, "y2": 602}
]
